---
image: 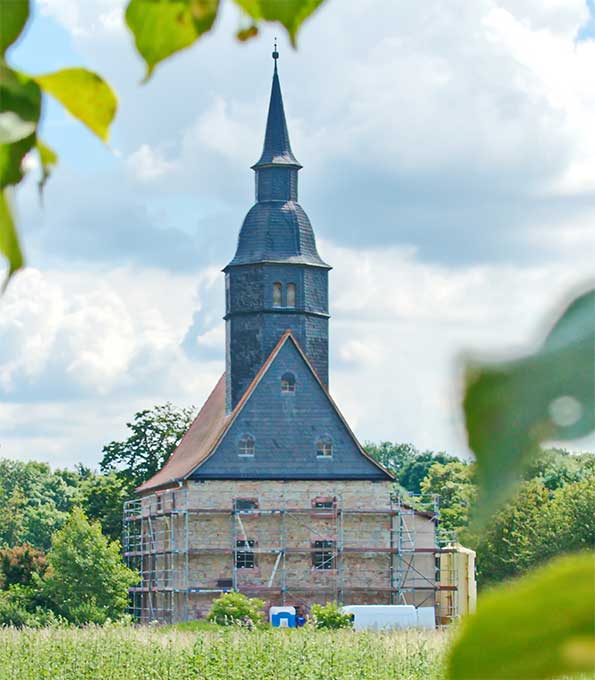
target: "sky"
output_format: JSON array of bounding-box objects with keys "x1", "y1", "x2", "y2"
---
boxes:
[{"x1": 1, "y1": 0, "x2": 594, "y2": 469}]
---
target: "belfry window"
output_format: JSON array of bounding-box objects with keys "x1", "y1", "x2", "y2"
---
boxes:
[
  {"x1": 316, "y1": 436, "x2": 333, "y2": 459},
  {"x1": 281, "y1": 372, "x2": 296, "y2": 394},
  {"x1": 238, "y1": 434, "x2": 255, "y2": 457},
  {"x1": 273, "y1": 282, "x2": 282, "y2": 307},
  {"x1": 287, "y1": 283, "x2": 296, "y2": 307}
]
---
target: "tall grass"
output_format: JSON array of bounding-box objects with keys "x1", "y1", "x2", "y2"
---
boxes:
[{"x1": 0, "y1": 626, "x2": 449, "y2": 680}]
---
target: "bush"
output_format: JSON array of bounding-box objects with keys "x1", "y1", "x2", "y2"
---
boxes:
[
  {"x1": 206, "y1": 592, "x2": 264, "y2": 627},
  {"x1": 0, "y1": 585, "x2": 63, "y2": 628},
  {"x1": 309, "y1": 602, "x2": 353, "y2": 629}
]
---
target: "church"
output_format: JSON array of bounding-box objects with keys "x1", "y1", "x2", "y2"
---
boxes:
[{"x1": 124, "y1": 51, "x2": 444, "y2": 624}]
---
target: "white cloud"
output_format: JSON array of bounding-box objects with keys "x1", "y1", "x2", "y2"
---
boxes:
[
  {"x1": 126, "y1": 144, "x2": 177, "y2": 182},
  {"x1": 38, "y1": 0, "x2": 125, "y2": 36}
]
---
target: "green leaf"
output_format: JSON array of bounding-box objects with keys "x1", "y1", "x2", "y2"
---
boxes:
[
  {"x1": 0, "y1": 188, "x2": 24, "y2": 289},
  {"x1": 0, "y1": 111, "x2": 36, "y2": 144},
  {"x1": 34, "y1": 68, "x2": 117, "y2": 142},
  {"x1": 0, "y1": 0, "x2": 29, "y2": 56},
  {"x1": 233, "y1": 0, "x2": 325, "y2": 45},
  {"x1": 125, "y1": 0, "x2": 220, "y2": 79},
  {"x1": 447, "y1": 552, "x2": 595, "y2": 680},
  {"x1": 0, "y1": 66, "x2": 41, "y2": 188},
  {"x1": 36, "y1": 138, "x2": 58, "y2": 194},
  {"x1": 464, "y1": 288, "x2": 595, "y2": 520}
]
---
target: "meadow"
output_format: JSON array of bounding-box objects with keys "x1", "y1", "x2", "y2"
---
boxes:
[{"x1": 0, "y1": 626, "x2": 448, "y2": 680}]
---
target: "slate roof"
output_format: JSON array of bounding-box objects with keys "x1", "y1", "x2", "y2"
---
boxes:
[
  {"x1": 137, "y1": 332, "x2": 393, "y2": 493},
  {"x1": 253, "y1": 62, "x2": 301, "y2": 169},
  {"x1": 226, "y1": 201, "x2": 329, "y2": 269}
]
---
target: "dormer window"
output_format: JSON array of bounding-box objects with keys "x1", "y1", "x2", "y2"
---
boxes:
[
  {"x1": 273, "y1": 282, "x2": 282, "y2": 307},
  {"x1": 287, "y1": 283, "x2": 296, "y2": 307},
  {"x1": 238, "y1": 434, "x2": 255, "y2": 457},
  {"x1": 316, "y1": 436, "x2": 333, "y2": 459},
  {"x1": 281, "y1": 372, "x2": 296, "y2": 393}
]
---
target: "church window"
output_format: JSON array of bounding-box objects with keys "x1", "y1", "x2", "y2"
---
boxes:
[
  {"x1": 281, "y1": 372, "x2": 296, "y2": 393},
  {"x1": 273, "y1": 282, "x2": 282, "y2": 307},
  {"x1": 316, "y1": 436, "x2": 333, "y2": 458},
  {"x1": 312, "y1": 540, "x2": 336, "y2": 570},
  {"x1": 287, "y1": 283, "x2": 296, "y2": 307},
  {"x1": 234, "y1": 498, "x2": 259, "y2": 511},
  {"x1": 236, "y1": 539, "x2": 256, "y2": 569},
  {"x1": 238, "y1": 434, "x2": 255, "y2": 457}
]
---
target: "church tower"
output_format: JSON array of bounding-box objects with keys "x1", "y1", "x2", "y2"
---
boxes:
[{"x1": 224, "y1": 48, "x2": 331, "y2": 412}]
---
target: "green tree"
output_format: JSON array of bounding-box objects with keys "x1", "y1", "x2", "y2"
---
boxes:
[
  {"x1": 43, "y1": 507, "x2": 137, "y2": 625},
  {"x1": 100, "y1": 403, "x2": 194, "y2": 490},
  {"x1": 521, "y1": 448, "x2": 590, "y2": 491},
  {"x1": 76, "y1": 473, "x2": 130, "y2": 542},
  {"x1": 400, "y1": 450, "x2": 459, "y2": 494},
  {"x1": 364, "y1": 441, "x2": 417, "y2": 479},
  {"x1": 420, "y1": 461, "x2": 477, "y2": 533}
]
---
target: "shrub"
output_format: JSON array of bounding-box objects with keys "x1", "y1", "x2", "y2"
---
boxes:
[
  {"x1": 309, "y1": 602, "x2": 353, "y2": 629},
  {"x1": 0, "y1": 585, "x2": 63, "y2": 628},
  {"x1": 206, "y1": 592, "x2": 264, "y2": 627}
]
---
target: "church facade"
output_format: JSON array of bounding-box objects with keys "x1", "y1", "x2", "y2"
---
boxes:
[{"x1": 125, "y1": 53, "x2": 439, "y2": 624}]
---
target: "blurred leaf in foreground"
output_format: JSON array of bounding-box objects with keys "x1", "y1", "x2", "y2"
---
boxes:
[
  {"x1": 0, "y1": 0, "x2": 29, "y2": 57},
  {"x1": 0, "y1": 189, "x2": 24, "y2": 289},
  {"x1": 464, "y1": 288, "x2": 595, "y2": 521},
  {"x1": 34, "y1": 68, "x2": 117, "y2": 142},
  {"x1": 447, "y1": 552, "x2": 595, "y2": 680},
  {"x1": 234, "y1": 0, "x2": 325, "y2": 46},
  {"x1": 126, "y1": 0, "x2": 220, "y2": 79}
]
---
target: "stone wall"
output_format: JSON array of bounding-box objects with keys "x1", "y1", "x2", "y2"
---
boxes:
[{"x1": 136, "y1": 480, "x2": 439, "y2": 622}]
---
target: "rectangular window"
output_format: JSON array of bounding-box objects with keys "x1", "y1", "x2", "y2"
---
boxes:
[
  {"x1": 312, "y1": 540, "x2": 336, "y2": 570},
  {"x1": 234, "y1": 498, "x2": 259, "y2": 511},
  {"x1": 236, "y1": 539, "x2": 256, "y2": 569},
  {"x1": 313, "y1": 500, "x2": 335, "y2": 510}
]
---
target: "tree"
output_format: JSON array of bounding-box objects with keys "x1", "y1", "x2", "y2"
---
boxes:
[
  {"x1": 400, "y1": 450, "x2": 459, "y2": 494},
  {"x1": 43, "y1": 507, "x2": 137, "y2": 625},
  {"x1": 521, "y1": 448, "x2": 588, "y2": 491},
  {"x1": 364, "y1": 441, "x2": 417, "y2": 479},
  {"x1": 76, "y1": 473, "x2": 130, "y2": 542},
  {"x1": 0, "y1": 544, "x2": 47, "y2": 589},
  {"x1": 100, "y1": 403, "x2": 195, "y2": 490},
  {"x1": 420, "y1": 461, "x2": 477, "y2": 534}
]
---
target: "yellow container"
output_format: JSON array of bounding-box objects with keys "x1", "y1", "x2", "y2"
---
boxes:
[{"x1": 439, "y1": 543, "x2": 477, "y2": 623}]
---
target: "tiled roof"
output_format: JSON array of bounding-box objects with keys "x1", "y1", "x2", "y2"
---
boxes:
[
  {"x1": 253, "y1": 63, "x2": 300, "y2": 168},
  {"x1": 226, "y1": 200, "x2": 329, "y2": 268},
  {"x1": 136, "y1": 332, "x2": 392, "y2": 492}
]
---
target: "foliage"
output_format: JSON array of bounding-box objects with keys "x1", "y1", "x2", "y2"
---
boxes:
[
  {"x1": 464, "y1": 288, "x2": 595, "y2": 521},
  {"x1": 0, "y1": 626, "x2": 446, "y2": 680},
  {"x1": 0, "y1": 584, "x2": 62, "y2": 628},
  {"x1": 0, "y1": 1, "x2": 117, "y2": 286},
  {"x1": 364, "y1": 442, "x2": 459, "y2": 494},
  {"x1": 447, "y1": 553, "x2": 595, "y2": 680},
  {"x1": 420, "y1": 462, "x2": 476, "y2": 534},
  {"x1": 206, "y1": 591, "x2": 264, "y2": 626},
  {"x1": 100, "y1": 403, "x2": 195, "y2": 490},
  {"x1": 42, "y1": 508, "x2": 137, "y2": 625},
  {"x1": 309, "y1": 601, "x2": 353, "y2": 630},
  {"x1": 521, "y1": 447, "x2": 595, "y2": 491},
  {"x1": 75, "y1": 473, "x2": 130, "y2": 542},
  {"x1": 0, "y1": 544, "x2": 47, "y2": 589},
  {"x1": 125, "y1": 0, "x2": 327, "y2": 79}
]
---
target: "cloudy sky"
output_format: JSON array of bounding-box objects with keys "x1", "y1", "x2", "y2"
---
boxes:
[{"x1": 1, "y1": 0, "x2": 594, "y2": 469}]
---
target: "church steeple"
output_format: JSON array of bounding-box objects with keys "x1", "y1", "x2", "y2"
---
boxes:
[
  {"x1": 224, "y1": 50, "x2": 331, "y2": 412},
  {"x1": 253, "y1": 45, "x2": 301, "y2": 170}
]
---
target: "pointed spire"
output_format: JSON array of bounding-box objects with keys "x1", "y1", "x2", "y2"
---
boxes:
[{"x1": 253, "y1": 44, "x2": 301, "y2": 168}]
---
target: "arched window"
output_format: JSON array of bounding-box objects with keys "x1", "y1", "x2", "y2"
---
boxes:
[
  {"x1": 281, "y1": 372, "x2": 296, "y2": 393},
  {"x1": 238, "y1": 434, "x2": 255, "y2": 457},
  {"x1": 273, "y1": 282, "x2": 282, "y2": 307},
  {"x1": 316, "y1": 436, "x2": 333, "y2": 458},
  {"x1": 286, "y1": 283, "x2": 296, "y2": 307}
]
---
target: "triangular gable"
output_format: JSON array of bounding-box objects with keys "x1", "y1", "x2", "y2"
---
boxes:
[{"x1": 189, "y1": 332, "x2": 393, "y2": 481}]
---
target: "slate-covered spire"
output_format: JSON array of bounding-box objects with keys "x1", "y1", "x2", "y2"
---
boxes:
[{"x1": 253, "y1": 45, "x2": 301, "y2": 169}]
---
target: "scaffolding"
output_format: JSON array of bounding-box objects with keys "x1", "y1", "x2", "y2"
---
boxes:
[{"x1": 123, "y1": 488, "x2": 459, "y2": 625}]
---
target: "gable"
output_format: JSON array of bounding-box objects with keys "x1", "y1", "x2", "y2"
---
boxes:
[{"x1": 190, "y1": 336, "x2": 391, "y2": 480}]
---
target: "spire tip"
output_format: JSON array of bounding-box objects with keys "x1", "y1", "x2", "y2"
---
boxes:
[{"x1": 272, "y1": 37, "x2": 279, "y2": 64}]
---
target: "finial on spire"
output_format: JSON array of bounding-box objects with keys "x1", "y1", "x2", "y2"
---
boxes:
[{"x1": 272, "y1": 38, "x2": 279, "y2": 67}]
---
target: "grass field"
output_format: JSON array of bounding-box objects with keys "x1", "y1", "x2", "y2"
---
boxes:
[{"x1": 0, "y1": 625, "x2": 449, "y2": 680}]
